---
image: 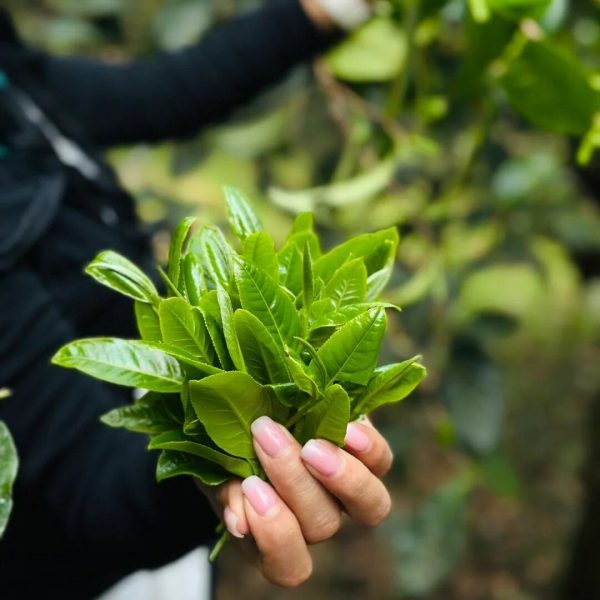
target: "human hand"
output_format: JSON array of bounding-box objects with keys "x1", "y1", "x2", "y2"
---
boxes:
[
  {"x1": 205, "y1": 416, "x2": 393, "y2": 587},
  {"x1": 300, "y1": 0, "x2": 373, "y2": 31}
]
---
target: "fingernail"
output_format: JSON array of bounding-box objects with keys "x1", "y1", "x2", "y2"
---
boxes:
[
  {"x1": 300, "y1": 440, "x2": 341, "y2": 476},
  {"x1": 251, "y1": 416, "x2": 289, "y2": 458},
  {"x1": 223, "y1": 506, "x2": 245, "y2": 539},
  {"x1": 241, "y1": 476, "x2": 278, "y2": 516},
  {"x1": 344, "y1": 422, "x2": 371, "y2": 453}
]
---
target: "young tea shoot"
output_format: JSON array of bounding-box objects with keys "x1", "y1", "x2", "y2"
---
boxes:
[{"x1": 52, "y1": 187, "x2": 426, "y2": 558}]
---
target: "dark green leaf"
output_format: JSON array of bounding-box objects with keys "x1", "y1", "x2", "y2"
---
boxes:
[
  {"x1": 315, "y1": 307, "x2": 386, "y2": 386},
  {"x1": 134, "y1": 301, "x2": 162, "y2": 342},
  {"x1": 0, "y1": 421, "x2": 18, "y2": 538},
  {"x1": 234, "y1": 309, "x2": 290, "y2": 384},
  {"x1": 156, "y1": 450, "x2": 229, "y2": 486},
  {"x1": 101, "y1": 391, "x2": 183, "y2": 434},
  {"x1": 149, "y1": 430, "x2": 254, "y2": 479},
  {"x1": 85, "y1": 250, "x2": 159, "y2": 304},
  {"x1": 234, "y1": 257, "x2": 301, "y2": 351},
  {"x1": 502, "y1": 40, "x2": 600, "y2": 135},
  {"x1": 167, "y1": 216, "x2": 195, "y2": 288},
  {"x1": 189, "y1": 371, "x2": 272, "y2": 459},
  {"x1": 52, "y1": 338, "x2": 184, "y2": 392},
  {"x1": 352, "y1": 358, "x2": 426, "y2": 418},
  {"x1": 224, "y1": 186, "x2": 262, "y2": 241}
]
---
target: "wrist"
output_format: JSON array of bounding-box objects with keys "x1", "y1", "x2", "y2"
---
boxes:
[{"x1": 300, "y1": 0, "x2": 337, "y2": 30}]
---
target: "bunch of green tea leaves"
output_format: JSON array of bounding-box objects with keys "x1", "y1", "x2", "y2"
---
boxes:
[{"x1": 52, "y1": 188, "x2": 425, "y2": 555}]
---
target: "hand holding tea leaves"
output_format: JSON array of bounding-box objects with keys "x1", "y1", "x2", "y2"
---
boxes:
[{"x1": 52, "y1": 188, "x2": 425, "y2": 580}]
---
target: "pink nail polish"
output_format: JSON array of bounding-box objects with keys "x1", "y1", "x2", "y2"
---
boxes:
[
  {"x1": 224, "y1": 506, "x2": 245, "y2": 539},
  {"x1": 251, "y1": 416, "x2": 289, "y2": 458},
  {"x1": 300, "y1": 440, "x2": 341, "y2": 476},
  {"x1": 344, "y1": 422, "x2": 371, "y2": 453},
  {"x1": 241, "y1": 476, "x2": 278, "y2": 516}
]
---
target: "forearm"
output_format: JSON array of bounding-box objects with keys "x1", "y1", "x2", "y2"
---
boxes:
[
  {"x1": 39, "y1": 0, "x2": 339, "y2": 147},
  {"x1": 0, "y1": 269, "x2": 216, "y2": 597}
]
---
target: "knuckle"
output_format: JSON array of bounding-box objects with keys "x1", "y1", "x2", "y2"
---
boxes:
[
  {"x1": 362, "y1": 493, "x2": 392, "y2": 527},
  {"x1": 303, "y1": 509, "x2": 342, "y2": 544},
  {"x1": 270, "y1": 563, "x2": 313, "y2": 588}
]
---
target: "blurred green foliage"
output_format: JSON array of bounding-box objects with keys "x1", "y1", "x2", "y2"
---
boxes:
[{"x1": 9, "y1": 0, "x2": 600, "y2": 597}]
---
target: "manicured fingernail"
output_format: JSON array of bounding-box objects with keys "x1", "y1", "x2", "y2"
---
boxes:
[
  {"x1": 300, "y1": 440, "x2": 341, "y2": 476},
  {"x1": 223, "y1": 506, "x2": 245, "y2": 539},
  {"x1": 242, "y1": 476, "x2": 278, "y2": 516},
  {"x1": 344, "y1": 422, "x2": 371, "y2": 453},
  {"x1": 251, "y1": 416, "x2": 289, "y2": 458}
]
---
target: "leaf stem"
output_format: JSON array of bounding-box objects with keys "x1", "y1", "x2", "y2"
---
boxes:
[{"x1": 209, "y1": 526, "x2": 230, "y2": 562}]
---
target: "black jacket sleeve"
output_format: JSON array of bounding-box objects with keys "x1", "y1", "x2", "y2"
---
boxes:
[
  {"x1": 0, "y1": 268, "x2": 217, "y2": 599},
  {"x1": 38, "y1": 0, "x2": 336, "y2": 147}
]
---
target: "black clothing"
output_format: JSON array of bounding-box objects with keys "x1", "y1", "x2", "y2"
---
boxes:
[{"x1": 0, "y1": 3, "x2": 333, "y2": 598}]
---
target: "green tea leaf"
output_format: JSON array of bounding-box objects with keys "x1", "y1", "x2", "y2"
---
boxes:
[
  {"x1": 156, "y1": 450, "x2": 229, "y2": 486},
  {"x1": 149, "y1": 430, "x2": 254, "y2": 479},
  {"x1": 310, "y1": 301, "x2": 398, "y2": 330},
  {"x1": 189, "y1": 371, "x2": 272, "y2": 459},
  {"x1": 234, "y1": 309, "x2": 290, "y2": 384},
  {"x1": 101, "y1": 392, "x2": 183, "y2": 434},
  {"x1": 85, "y1": 250, "x2": 160, "y2": 304},
  {"x1": 315, "y1": 307, "x2": 386, "y2": 386},
  {"x1": 352, "y1": 358, "x2": 426, "y2": 418},
  {"x1": 314, "y1": 228, "x2": 398, "y2": 300},
  {"x1": 189, "y1": 225, "x2": 233, "y2": 289},
  {"x1": 198, "y1": 291, "x2": 232, "y2": 370},
  {"x1": 323, "y1": 258, "x2": 367, "y2": 308},
  {"x1": 183, "y1": 253, "x2": 207, "y2": 305},
  {"x1": 151, "y1": 343, "x2": 222, "y2": 378},
  {"x1": 303, "y1": 241, "x2": 314, "y2": 312},
  {"x1": 52, "y1": 338, "x2": 184, "y2": 392},
  {"x1": 295, "y1": 384, "x2": 350, "y2": 446},
  {"x1": 224, "y1": 186, "x2": 262, "y2": 241},
  {"x1": 167, "y1": 216, "x2": 195, "y2": 288},
  {"x1": 286, "y1": 354, "x2": 318, "y2": 396},
  {"x1": 289, "y1": 212, "x2": 315, "y2": 237},
  {"x1": 234, "y1": 257, "x2": 301, "y2": 351},
  {"x1": 159, "y1": 297, "x2": 213, "y2": 362},
  {"x1": 135, "y1": 301, "x2": 162, "y2": 342},
  {"x1": 278, "y1": 243, "x2": 303, "y2": 295},
  {"x1": 217, "y1": 286, "x2": 246, "y2": 372},
  {"x1": 0, "y1": 421, "x2": 18, "y2": 538},
  {"x1": 243, "y1": 231, "x2": 278, "y2": 280}
]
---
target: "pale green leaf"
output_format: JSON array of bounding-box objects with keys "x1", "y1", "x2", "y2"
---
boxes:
[
  {"x1": 224, "y1": 186, "x2": 262, "y2": 241},
  {"x1": 52, "y1": 338, "x2": 184, "y2": 392}
]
